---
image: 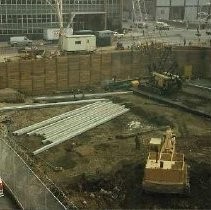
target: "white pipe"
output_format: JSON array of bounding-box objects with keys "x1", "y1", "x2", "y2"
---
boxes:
[
  {"x1": 39, "y1": 102, "x2": 115, "y2": 138},
  {"x1": 26, "y1": 101, "x2": 110, "y2": 136},
  {"x1": 43, "y1": 106, "x2": 126, "y2": 142},
  {"x1": 14, "y1": 101, "x2": 101, "y2": 135},
  {"x1": 33, "y1": 108, "x2": 129, "y2": 155},
  {"x1": 42, "y1": 104, "x2": 125, "y2": 143},
  {"x1": 2, "y1": 98, "x2": 107, "y2": 113},
  {"x1": 33, "y1": 91, "x2": 133, "y2": 102},
  {"x1": 12, "y1": 99, "x2": 107, "y2": 135}
]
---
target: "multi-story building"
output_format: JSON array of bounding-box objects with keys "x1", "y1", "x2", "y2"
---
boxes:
[
  {"x1": 156, "y1": 0, "x2": 211, "y2": 23},
  {"x1": 123, "y1": 0, "x2": 156, "y2": 21},
  {"x1": 0, "y1": 0, "x2": 123, "y2": 40}
]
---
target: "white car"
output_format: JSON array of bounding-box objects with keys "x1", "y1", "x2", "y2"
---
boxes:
[
  {"x1": 137, "y1": 22, "x2": 148, "y2": 28},
  {"x1": 155, "y1": 22, "x2": 170, "y2": 30},
  {"x1": 113, "y1": 32, "x2": 125, "y2": 38},
  {"x1": 9, "y1": 36, "x2": 32, "y2": 47}
]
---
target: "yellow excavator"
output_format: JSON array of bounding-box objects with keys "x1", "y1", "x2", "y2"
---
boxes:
[
  {"x1": 138, "y1": 71, "x2": 182, "y2": 95},
  {"x1": 142, "y1": 127, "x2": 190, "y2": 194}
]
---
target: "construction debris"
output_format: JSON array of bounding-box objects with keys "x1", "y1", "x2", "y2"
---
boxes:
[
  {"x1": 13, "y1": 101, "x2": 129, "y2": 155},
  {"x1": 0, "y1": 88, "x2": 25, "y2": 103}
]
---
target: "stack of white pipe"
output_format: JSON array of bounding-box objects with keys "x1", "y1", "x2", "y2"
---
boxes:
[{"x1": 13, "y1": 101, "x2": 129, "y2": 155}]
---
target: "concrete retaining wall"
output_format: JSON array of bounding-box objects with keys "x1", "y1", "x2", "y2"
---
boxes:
[
  {"x1": 0, "y1": 48, "x2": 210, "y2": 95},
  {"x1": 0, "y1": 138, "x2": 67, "y2": 210}
]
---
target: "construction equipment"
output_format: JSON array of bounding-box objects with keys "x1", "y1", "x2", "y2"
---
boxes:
[
  {"x1": 139, "y1": 71, "x2": 182, "y2": 95},
  {"x1": 102, "y1": 78, "x2": 139, "y2": 91},
  {"x1": 18, "y1": 47, "x2": 45, "y2": 59},
  {"x1": 142, "y1": 127, "x2": 190, "y2": 194},
  {"x1": 0, "y1": 178, "x2": 4, "y2": 197}
]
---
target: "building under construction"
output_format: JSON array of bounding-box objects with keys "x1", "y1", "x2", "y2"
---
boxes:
[{"x1": 0, "y1": 0, "x2": 123, "y2": 40}]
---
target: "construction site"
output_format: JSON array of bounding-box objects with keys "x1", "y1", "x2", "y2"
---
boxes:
[{"x1": 0, "y1": 0, "x2": 211, "y2": 210}]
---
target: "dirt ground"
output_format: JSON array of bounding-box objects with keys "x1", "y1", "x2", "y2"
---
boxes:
[{"x1": 4, "y1": 93, "x2": 211, "y2": 209}]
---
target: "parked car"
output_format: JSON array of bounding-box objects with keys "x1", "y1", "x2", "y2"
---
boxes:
[
  {"x1": 113, "y1": 32, "x2": 125, "y2": 38},
  {"x1": 9, "y1": 36, "x2": 32, "y2": 47},
  {"x1": 155, "y1": 22, "x2": 170, "y2": 30},
  {"x1": 134, "y1": 21, "x2": 148, "y2": 28}
]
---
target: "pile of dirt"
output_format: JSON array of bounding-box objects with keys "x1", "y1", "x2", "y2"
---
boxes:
[{"x1": 0, "y1": 88, "x2": 25, "y2": 103}]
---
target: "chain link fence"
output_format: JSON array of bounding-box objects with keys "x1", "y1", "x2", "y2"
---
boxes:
[{"x1": 0, "y1": 137, "x2": 68, "y2": 210}]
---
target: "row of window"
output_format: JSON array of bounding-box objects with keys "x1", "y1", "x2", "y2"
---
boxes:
[
  {"x1": 0, "y1": 0, "x2": 119, "y2": 4},
  {"x1": 0, "y1": 28, "x2": 43, "y2": 34},
  {"x1": 0, "y1": 14, "x2": 57, "y2": 24},
  {"x1": 0, "y1": 14, "x2": 81, "y2": 24}
]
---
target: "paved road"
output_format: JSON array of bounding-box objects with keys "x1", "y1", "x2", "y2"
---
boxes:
[{"x1": 0, "y1": 21, "x2": 210, "y2": 60}]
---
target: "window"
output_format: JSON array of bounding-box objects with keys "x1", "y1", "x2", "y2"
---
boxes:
[
  {"x1": 75, "y1": 41, "x2": 81, "y2": 44},
  {"x1": 161, "y1": 10, "x2": 165, "y2": 15}
]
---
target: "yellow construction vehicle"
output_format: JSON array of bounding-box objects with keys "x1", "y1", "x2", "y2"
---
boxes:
[
  {"x1": 142, "y1": 127, "x2": 190, "y2": 194},
  {"x1": 139, "y1": 71, "x2": 182, "y2": 95}
]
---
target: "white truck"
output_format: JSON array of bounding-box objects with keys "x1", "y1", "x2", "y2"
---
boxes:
[
  {"x1": 61, "y1": 35, "x2": 96, "y2": 53},
  {"x1": 43, "y1": 28, "x2": 73, "y2": 42},
  {"x1": 43, "y1": 28, "x2": 60, "y2": 41},
  {"x1": 9, "y1": 36, "x2": 32, "y2": 47}
]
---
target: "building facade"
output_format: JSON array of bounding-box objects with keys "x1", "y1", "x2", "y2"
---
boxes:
[
  {"x1": 156, "y1": 0, "x2": 211, "y2": 23},
  {"x1": 0, "y1": 0, "x2": 123, "y2": 40},
  {"x1": 123, "y1": 0, "x2": 156, "y2": 21}
]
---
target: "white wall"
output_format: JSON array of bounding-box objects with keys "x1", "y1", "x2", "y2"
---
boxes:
[
  {"x1": 156, "y1": 7, "x2": 170, "y2": 20},
  {"x1": 171, "y1": 0, "x2": 185, "y2": 6},
  {"x1": 156, "y1": 0, "x2": 170, "y2": 7},
  {"x1": 184, "y1": 7, "x2": 198, "y2": 21}
]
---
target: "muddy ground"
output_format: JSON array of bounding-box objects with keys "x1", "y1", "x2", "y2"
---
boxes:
[{"x1": 4, "y1": 93, "x2": 211, "y2": 209}]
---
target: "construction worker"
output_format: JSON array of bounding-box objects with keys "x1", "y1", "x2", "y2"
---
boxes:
[
  {"x1": 135, "y1": 135, "x2": 140, "y2": 150},
  {"x1": 186, "y1": 20, "x2": 189, "y2": 30},
  {"x1": 183, "y1": 38, "x2": 186, "y2": 46}
]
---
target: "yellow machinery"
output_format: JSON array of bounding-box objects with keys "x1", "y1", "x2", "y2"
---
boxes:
[
  {"x1": 139, "y1": 71, "x2": 182, "y2": 95},
  {"x1": 142, "y1": 128, "x2": 190, "y2": 194}
]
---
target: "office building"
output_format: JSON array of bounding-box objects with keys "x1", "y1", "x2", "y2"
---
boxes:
[{"x1": 0, "y1": 0, "x2": 123, "y2": 40}]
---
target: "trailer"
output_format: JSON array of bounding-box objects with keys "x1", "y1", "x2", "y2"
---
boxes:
[
  {"x1": 43, "y1": 28, "x2": 60, "y2": 41},
  {"x1": 61, "y1": 35, "x2": 96, "y2": 53}
]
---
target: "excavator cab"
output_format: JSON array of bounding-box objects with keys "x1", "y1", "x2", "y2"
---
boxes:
[{"x1": 149, "y1": 138, "x2": 162, "y2": 152}]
